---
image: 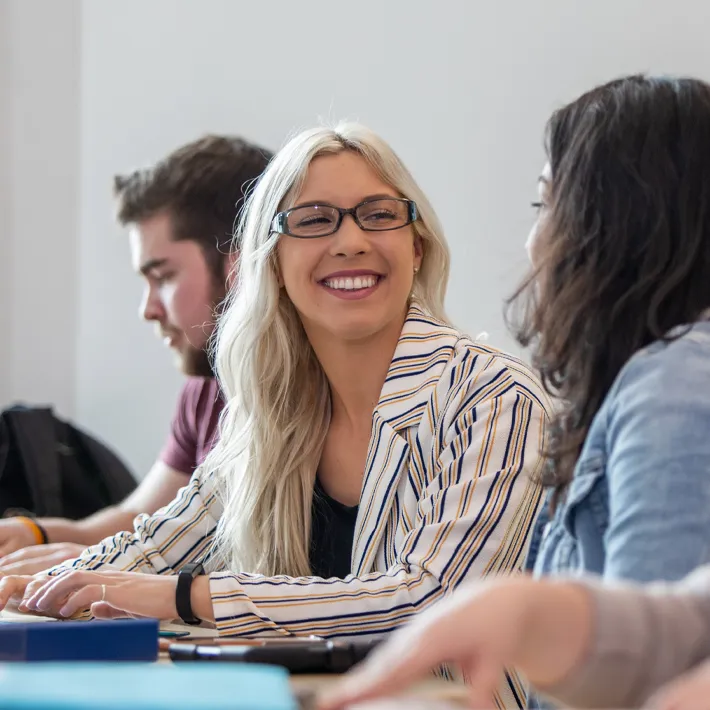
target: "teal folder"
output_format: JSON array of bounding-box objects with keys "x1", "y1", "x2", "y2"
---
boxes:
[{"x1": 0, "y1": 662, "x2": 297, "y2": 710}]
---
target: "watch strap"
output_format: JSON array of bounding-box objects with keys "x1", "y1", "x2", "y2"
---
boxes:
[{"x1": 176, "y1": 562, "x2": 204, "y2": 625}]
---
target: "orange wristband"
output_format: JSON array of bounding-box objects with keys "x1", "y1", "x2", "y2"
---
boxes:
[{"x1": 16, "y1": 516, "x2": 48, "y2": 546}]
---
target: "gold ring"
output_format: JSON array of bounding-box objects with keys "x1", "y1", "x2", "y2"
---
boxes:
[{"x1": 100, "y1": 584, "x2": 106, "y2": 602}]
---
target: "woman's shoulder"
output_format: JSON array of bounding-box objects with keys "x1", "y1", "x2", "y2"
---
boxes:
[
  {"x1": 410, "y1": 306, "x2": 550, "y2": 410},
  {"x1": 638, "y1": 319, "x2": 710, "y2": 359},
  {"x1": 612, "y1": 320, "x2": 710, "y2": 399},
  {"x1": 453, "y1": 334, "x2": 550, "y2": 409},
  {"x1": 594, "y1": 322, "x2": 710, "y2": 454}
]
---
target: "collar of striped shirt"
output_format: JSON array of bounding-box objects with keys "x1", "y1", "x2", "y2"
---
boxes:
[
  {"x1": 374, "y1": 302, "x2": 459, "y2": 430},
  {"x1": 353, "y1": 302, "x2": 462, "y2": 574}
]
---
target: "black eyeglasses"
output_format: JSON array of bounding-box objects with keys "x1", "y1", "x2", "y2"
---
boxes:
[{"x1": 271, "y1": 197, "x2": 418, "y2": 238}]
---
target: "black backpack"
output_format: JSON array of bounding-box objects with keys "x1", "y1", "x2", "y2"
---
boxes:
[{"x1": 0, "y1": 405, "x2": 137, "y2": 519}]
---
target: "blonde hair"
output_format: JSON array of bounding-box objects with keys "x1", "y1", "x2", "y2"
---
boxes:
[{"x1": 205, "y1": 122, "x2": 451, "y2": 576}]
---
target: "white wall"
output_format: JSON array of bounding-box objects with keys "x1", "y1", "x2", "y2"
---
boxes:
[
  {"x1": 0, "y1": 0, "x2": 12, "y2": 406},
  {"x1": 2, "y1": 0, "x2": 79, "y2": 418},
  {"x1": 6, "y1": 0, "x2": 710, "y2": 477}
]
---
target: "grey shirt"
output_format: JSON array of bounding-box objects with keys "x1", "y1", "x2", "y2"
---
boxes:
[{"x1": 546, "y1": 564, "x2": 710, "y2": 708}]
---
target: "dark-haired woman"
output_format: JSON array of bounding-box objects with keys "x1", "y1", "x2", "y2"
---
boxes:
[{"x1": 521, "y1": 75, "x2": 710, "y2": 588}]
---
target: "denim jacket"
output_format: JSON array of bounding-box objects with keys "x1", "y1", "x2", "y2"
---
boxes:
[
  {"x1": 525, "y1": 320, "x2": 710, "y2": 708},
  {"x1": 526, "y1": 319, "x2": 710, "y2": 584}
]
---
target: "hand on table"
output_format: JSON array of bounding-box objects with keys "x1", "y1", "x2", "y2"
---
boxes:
[
  {"x1": 0, "y1": 518, "x2": 41, "y2": 557},
  {"x1": 0, "y1": 542, "x2": 88, "y2": 576},
  {"x1": 0, "y1": 569, "x2": 179, "y2": 620}
]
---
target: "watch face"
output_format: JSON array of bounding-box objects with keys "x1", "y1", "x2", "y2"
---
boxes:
[{"x1": 181, "y1": 562, "x2": 204, "y2": 577}]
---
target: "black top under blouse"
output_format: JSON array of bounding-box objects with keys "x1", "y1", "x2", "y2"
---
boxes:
[{"x1": 309, "y1": 478, "x2": 359, "y2": 579}]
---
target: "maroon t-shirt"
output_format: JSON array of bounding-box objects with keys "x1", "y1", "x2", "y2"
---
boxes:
[{"x1": 159, "y1": 377, "x2": 225, "y2": 476}]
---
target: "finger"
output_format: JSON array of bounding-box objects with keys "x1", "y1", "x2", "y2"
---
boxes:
[
  {"x1": 0, "y1": 576, "x2": 32, "y2": 610},
  {"x1": 0, "y1": 545, "x2": 57, "y2": 567},
  {"x1": 20, "y1": 577, "x2": 53, "y2": 608},
  {"x1": 319, "y1": 631, "x2": 446, "y2": 710},
  {"x1": 0, "y1": 541, "x2": 22, "y2": 559},
  {"x1": 465, "y1": 656, "x2": 504, "y2": 710},
  {"x1": 25, "y1": 569, "x2": 141, "y2": 612},
  {"x1": 24, "y1": 570, "x2": 78, "y2": 612},
  {"x1": 0, "y1": 555, "x2": 57, "y2": 577},
  {"x1": 0, "y1": 560, "x2": 45, "y2": 576},
  {"x1": 58, "y1": 583, "x2": 106, "y2": 618},
  {"x1": 19, "y1": 574, "x2": 54, "y2": 606},
  {"x1": 0, "y1": 545, "x2": 49, "y2": 566}
]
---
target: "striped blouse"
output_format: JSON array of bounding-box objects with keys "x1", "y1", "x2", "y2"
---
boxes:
[{"x1": 55, "y1": 305, "x2": 549, "y2": 708}]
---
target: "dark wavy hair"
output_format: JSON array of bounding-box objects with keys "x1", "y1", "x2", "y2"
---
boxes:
[{"x1": 508, "y1": 75, "x2": 710, "y2": 498}]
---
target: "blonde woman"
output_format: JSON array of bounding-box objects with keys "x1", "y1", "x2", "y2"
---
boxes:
[{"x1": 0, "y1": 123, "x2": 547, "y2": 707}]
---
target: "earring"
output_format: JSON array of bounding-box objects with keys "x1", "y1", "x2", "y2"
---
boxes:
[{"x1": 413, "y1": 266, "x2": 419, "y2": 274}]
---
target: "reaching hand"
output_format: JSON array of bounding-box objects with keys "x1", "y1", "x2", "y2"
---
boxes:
[
  {"x1": 0, "y1": 542, "x2": 88, "y2": 576},
  {"x1": 318, "y1": 576, "x2": 592, "y2": 710}
]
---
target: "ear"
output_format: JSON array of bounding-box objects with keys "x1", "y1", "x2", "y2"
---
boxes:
[
  {"x1": 413, "y1": 235, "x2": 423, "y2": 272},
  {"x1": 224, "y1": 249, "x2": 239, "y2": 291}
]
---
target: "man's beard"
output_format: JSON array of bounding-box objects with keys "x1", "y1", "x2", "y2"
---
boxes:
[
  {"x1": 178, "y1": 281, "x2": 226, "y2": 379},
  {"x1": 180, "y1": 344, "x2": 214, "y2": 378}
]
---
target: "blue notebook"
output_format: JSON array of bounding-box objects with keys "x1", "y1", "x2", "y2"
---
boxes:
[
  {"x1": 0, "y1": 618, "x2": 158, "y2": 661},
  {"x1": 0, "y1": 662, "x2": 297, "y2": 710}
]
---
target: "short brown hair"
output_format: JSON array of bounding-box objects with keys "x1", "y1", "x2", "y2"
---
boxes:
[{"x1": 114, "y1": 135, "x2": 273, "y2": 275}]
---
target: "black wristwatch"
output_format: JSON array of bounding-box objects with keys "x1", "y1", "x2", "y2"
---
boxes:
[{"x1": 176, "y1": 562, "x2": 204, "y2": 625}]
